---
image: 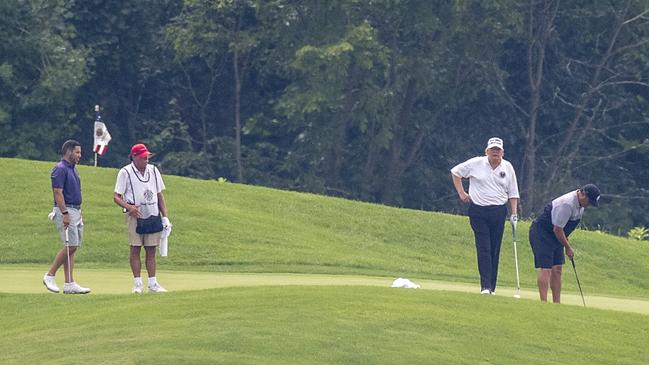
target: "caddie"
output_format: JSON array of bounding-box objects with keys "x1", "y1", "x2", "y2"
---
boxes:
[{"x1": 113, "y1": 143, "x2": 171, "y2": 293}]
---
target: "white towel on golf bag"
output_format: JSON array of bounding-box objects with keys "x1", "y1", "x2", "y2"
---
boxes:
[
  {"x1": 391, "y1": 277, "x2": 420, "y2": 289},
  {"x1": 159, "y1": 217, "x2": 172, "y2": 257}
]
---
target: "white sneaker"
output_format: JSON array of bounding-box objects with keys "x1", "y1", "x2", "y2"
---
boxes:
[
  {"x1": 148, "y1": 283, "x2": 168, "y2": 293},
  {"x1": 480, "y1": 289, "x2": 491, "y2": 295},
  {"x1": 63, "y1": 282, "x2": 91, "y2": 294},
  {"x1": 43, "y1": 274, "x2": 60, "y2": 293},
  {"x1": 490, "y1": 291, "x2": 496, "y2": 295},
  {"x1": 132, "y1": 283, "x2": 143, "y2": 294}
]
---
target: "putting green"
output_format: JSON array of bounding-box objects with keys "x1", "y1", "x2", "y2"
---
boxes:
[{"x1": 2, "y1": 265, "x2": 648, "y2": 316}]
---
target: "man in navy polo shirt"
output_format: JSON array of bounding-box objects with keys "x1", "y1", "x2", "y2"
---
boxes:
[
  {"x1": 529, "y1": 184, "x2": 601, "y2": 303},
  {"x1": 42, "y1": 140, "x2": 91, "y2": 294}
]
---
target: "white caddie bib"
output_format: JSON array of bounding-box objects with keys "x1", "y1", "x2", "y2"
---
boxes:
[{"x1": 115, "y1": 163, "x2": 166, "y2": 219}]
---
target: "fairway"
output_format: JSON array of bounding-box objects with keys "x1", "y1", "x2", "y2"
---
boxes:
[
  {"x1": 3, "y1": 158, "x2": 649, "y2": 364},
  {"x1": 3, "y1": 284, "x2": 649, "y2": 365},
  {"x1": 2, "y1": 266, "x2": 648, "y2": 316}
]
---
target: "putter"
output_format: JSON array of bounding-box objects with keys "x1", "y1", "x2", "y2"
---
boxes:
[
  {"x1": 570, "y1": 257, "x2": 586, "y2": 307},
  {"x1": 65, "y1": 227, "x2": 71, "y2": 284},
  {"x1": 511, "y1": 221, "x2": 521, "y2": 298}
]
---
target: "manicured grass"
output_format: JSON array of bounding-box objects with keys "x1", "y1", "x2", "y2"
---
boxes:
[
  {"x1": 3, "y1": 266, "x2": 648, "y2": 315},
  {"x1": 1, "y1": 286, "x2": 649, "y2": 365},
  {"x1": 2, "y1": 157, "x2": 649, "y2": 364},
  {"x1": 2, "y1": 157, "x2": 648, "y2": 298}
]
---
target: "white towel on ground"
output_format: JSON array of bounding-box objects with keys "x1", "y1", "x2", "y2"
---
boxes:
[{"x1": 391, "y1": 277, "x2": 421, "y2": 289}]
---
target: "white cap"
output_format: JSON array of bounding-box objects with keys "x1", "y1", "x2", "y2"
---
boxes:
[{"x1": 486, "y1": 137, "x2": 503, "y2": 150}]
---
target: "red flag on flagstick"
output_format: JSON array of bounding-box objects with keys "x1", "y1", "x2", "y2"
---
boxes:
[{"x1": 93, "y1": 105, "x2": 111, "y2": 157}]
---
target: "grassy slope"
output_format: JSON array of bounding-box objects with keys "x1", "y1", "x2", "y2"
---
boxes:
[
  {"x1": 1, "y1": 157, "x2": 648, "y2": 298},
  {"x1": 3, "y1": 157, "x2": 649, "y2": 364}
]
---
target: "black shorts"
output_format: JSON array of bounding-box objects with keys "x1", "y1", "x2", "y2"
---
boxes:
[{"x1": 529, "y1": 221, "x2": 565, "y2": 269}]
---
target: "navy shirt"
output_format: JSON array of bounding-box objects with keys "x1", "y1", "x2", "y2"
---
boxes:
[{"x1": 51, "y1": 159, "x2": 82, "y2": 206}]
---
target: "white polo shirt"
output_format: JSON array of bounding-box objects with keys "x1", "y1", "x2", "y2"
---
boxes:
[
  {"x1": 550, "y1": 191, "x2": 583, "y2": 228},
  {"x1": 115, "y1": 163, "x2": 165, "y2": 219},
  {"x1": 451, "y1": 156, "x2": 519, "y2": 206}
]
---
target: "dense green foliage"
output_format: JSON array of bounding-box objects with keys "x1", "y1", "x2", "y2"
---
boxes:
[
  {"x1": 2, "y1": 158, "x2": 648, "y2": 298},
  {"x1": 1, "y1": 0, "x2": 649, "y2": 234}
]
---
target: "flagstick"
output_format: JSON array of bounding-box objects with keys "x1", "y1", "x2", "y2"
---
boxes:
[{"x1": 92, "y1": 104, "x2": 110, "y2": 167}]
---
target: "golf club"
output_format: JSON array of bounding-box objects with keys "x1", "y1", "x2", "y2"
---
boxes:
[
  {"x1": 570, "y1": 257, "x2": 586, "y2": 307},
  {"x1": 511, "y1": 221, "x2": 521, "y2": 298},
  {"x1": 65, "y1": 227, "x2": 71, "y2": 284}
]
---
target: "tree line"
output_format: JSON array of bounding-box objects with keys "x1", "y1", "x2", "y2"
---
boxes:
[{"x1": 1, "y1": 0, "x2": 648, "y2": 235}]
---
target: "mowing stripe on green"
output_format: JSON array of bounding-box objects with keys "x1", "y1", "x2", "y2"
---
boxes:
[{"x1": 2, "y1": 266, "x2": 648, "y2": 316}]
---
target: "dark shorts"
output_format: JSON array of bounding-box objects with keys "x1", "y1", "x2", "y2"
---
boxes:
[{"x1": 529, "y1": 221, "x2": 565, "y2": 269}]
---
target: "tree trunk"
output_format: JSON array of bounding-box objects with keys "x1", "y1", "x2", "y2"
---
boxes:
[
  {"x1": 180, "y1": 61, "x2": 219, "y2": 154},
  {"x1": 122, "y1": 82, "x2": 144, "y2": 145},
  {"x1": 521, "y1": 0, "x2": 559, "y2": 215},
  {"x1": 325, "y1": 80, "x2": 356, "y2": 191},
  {"x1": 542, "y1": 7, "x2": 627, "y2": 196},
  {"x1": 360, "y1": 119, "x2": 379, "y2": 201},
  {"x1": 233, "y1": 38, "x2": 243, "y2": 182},
  {"x1": 380, "y1": 78, "x2": 417, "y2": 204}
]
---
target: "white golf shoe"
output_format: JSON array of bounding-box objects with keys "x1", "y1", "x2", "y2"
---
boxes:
[
  {"x1": 480, "y1": 289, "x2": 491, "y2": 295},
  {"x1": 63, "y1": 282, "x2": 91, "y2": 294},
  {"x1": 148, "y1": 283, "x2": 168, "y2": 293},
  {"x1": 43, "y1": 274, "x2": 60, "y2": 293},
  {"x1": 132, "y1": 283, "x2": 143, "y2": 294}
]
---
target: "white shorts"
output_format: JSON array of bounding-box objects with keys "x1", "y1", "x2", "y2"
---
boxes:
[{"x1": 53, "y1": 207, "x2": 83, "y2": 246}]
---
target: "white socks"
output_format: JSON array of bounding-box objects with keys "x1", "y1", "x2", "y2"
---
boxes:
[{"x1": 134, "y1": 277, "x2": 157, "y2": 286}]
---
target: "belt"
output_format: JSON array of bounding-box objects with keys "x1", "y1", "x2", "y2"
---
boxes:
[
  {"x1": 56, "y1": 204, "x2": 81, "y2": 209},
  {"x1": 470, "y1": 202, "x2": 506, "y2": 208}
]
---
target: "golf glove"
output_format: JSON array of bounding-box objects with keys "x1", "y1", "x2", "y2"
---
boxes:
[
  {"x1": 510, "y1": 214, "x2": 518, "y2": 228},
  {"x1": 162, "y1": 217, "x2": 172, "y2": 229}
]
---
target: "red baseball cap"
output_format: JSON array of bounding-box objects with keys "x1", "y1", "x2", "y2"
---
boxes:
[{"x1": 130, "y1": 143, "x2": 152, "y2": 158}]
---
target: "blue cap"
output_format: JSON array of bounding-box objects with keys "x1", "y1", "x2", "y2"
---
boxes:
[{"x1": 582, "y1": 184, "x2": 601, "y2": 207}]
